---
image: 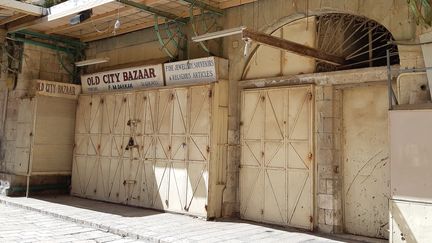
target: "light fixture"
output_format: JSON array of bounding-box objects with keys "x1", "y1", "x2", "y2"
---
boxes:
[
  {"x1": 192, "y1": 26, "x2": 246, "y2": 42},
  {"x1": 70, "y1": 9, "x2": 93, "y2": 26},
  {"x1": 75, "y1": 57, "x2": 110, "y2": 67}
]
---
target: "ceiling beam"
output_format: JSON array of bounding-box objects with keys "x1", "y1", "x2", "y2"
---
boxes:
[
  {"x1": 0, "y1": 13, "x2": 27, "y2": 26},
  {"x1": 47, "y1": 0, "x2": 116, "y2": 21},
  {"x1": 242, "y1": 29, "x2": 345, "y2": 65},
  {"x1": 81, "y1": 17, "x2": 162, "y2": 42},
  {"x1": 181, "y1": 0, "x2": 223, "y2": 15},
  {"x1": 45, "y1": 0, "x2": 161, "y2": 35},
  {"x1": 219, "y1": 0, "x2": 257, "y2": 9},
  {"x1": 45, "y1": 6, "x2": 131, "y2": 34},
  {"x1": 6, "y1": 15, "x2": 47, "y2": 32},
  {"x1": 16, "y1": 30, "x2": 86, "y2": 48},
  {"x1": 116, "y1": 0, "x2": 187, "y2": 23},
  {"x1": 0, "y1": 0, "x2": 46, "y2": 16}
]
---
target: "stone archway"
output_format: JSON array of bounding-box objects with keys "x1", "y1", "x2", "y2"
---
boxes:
[{"x1": 241, "y1": 13, "x2": 400, "y2": 80}]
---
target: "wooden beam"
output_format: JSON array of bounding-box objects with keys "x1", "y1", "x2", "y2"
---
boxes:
[
  {"x1": 6, "y1": 15, "x2": 46, "y2": 32},
  {"x1": 81, "y1": 17, "x2": 162, "y2": 42},
  {"x1": 242, "y1": 29, "x2": 345, "y2": 65},
  {"x1": 0, "y1": 0, "x2": 45, "y2": 16},
  {"x1": 219, "y1": 0, "x2": 256, "y2": 9},
  {"x1": 42, "y1": 0, "x2": 160, "y2": 35},
  {"x1": 117, "y1": 0, "x2": 186, "y2": 23},
  {"x1": 47, "y1": 0, "x2": 116, "y2": 21},
  {"x1": 181, "y1": 0, "x2": 223, "y2": 15},
  {"x1": 0, "y1": 13, "x2": 27, "y2": 26},
  {"x1": 45, "y1": 6, "x2": 131, "y2": 34}
]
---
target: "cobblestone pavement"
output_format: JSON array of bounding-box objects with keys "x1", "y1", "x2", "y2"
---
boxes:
[
  {"x1": 0, "y1": 204, "x2": 145, "y2": 243},
  {"x1": 0, "y1": 195, "x2": 385, "y2": 243}
]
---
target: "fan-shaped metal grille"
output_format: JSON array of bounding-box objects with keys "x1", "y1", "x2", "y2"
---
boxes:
[{"x1": 316, "y1": 14, "x2": 399, "y2": 72}]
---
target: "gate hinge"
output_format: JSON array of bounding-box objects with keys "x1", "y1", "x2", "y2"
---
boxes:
[
  {"x1": 308, "y1": 92, "x2": 313, "y2": 100},
  {"x1": 309, "y1": 216, "x2": 313, "y2": 223},
  {"x1": 308, "y1": 152, "x2": 313, "y2": 160}
]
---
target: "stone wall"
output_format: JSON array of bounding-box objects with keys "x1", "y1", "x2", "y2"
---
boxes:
[{"x1": 0, "y1": 43, "x2": 72, "y2": 177}]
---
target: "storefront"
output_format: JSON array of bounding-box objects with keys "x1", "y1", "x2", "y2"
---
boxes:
[{"x1": 71, "y1": 57, "x2": 229, "y2": 218}]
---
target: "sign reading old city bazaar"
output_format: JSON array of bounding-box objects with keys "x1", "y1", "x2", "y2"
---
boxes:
[
  {"x1": 35, "y1": 80, "x2": 81, "y2": 99},
  {"x1": 81, "y1": 64, "x2": 164, "y2": 93}
]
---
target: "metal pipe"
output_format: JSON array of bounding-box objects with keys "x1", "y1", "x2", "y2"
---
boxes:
[
  {"x1": 117, "y1": 0, "x2": 187, "y2": 23},
  {"x1": 181, "y1": 0, "x2": 223, "y2": 15},
  {"x1": 12, "y1": 37, "x2": 74, "y2": 54},
  {"x1": 15, "y1": 30, "x2": 86, "y2": 49},
  {"x1": 387, "y1": 49, "x2": 393, "y2": 110}
]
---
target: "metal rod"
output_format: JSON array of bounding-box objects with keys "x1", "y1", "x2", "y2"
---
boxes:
[
  {"x1": 399, "y1": 66, "x2": 432, "y2": 73},
  {"x1": 334, "y1": 19, "x2": 371, "y2": 54},
  {"x1": 346, "y1": 42, "x2": 391, "y2": 60},
  {"x1": 181, "y1": 0, "x2": 223, "y2": 15},
  {"x1": 326, "y1": 15, "x2": 357, "y2": 54},
  {"x1": 321, "y1": 15, "x2": 344, "y2": 53},
  {"x1": 117, "y1": 0, "x2": 187, "y2": 23},
  {"x1": 345, "y1": 32, "x2": 389, "y2": 59},
  {"x1": 12, "y1": 37, "x2": 74, "y2": 54},
  {"x1": 387, "y1": 49, "x2": 393, "y2": 110},
  {"x1": 340, "y1": 24, "x2": 381, "y2": 55},
  {"x1": 339, "y1": 52, "x2": 397, "y2": 68},
  {"x1": 15, "y1": 30, "x2": 86, "y2": 48}
]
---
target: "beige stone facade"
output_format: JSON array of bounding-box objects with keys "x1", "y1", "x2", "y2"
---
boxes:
[{"x1": 0, "y1": 0, "x2": 430, "y2": 239}]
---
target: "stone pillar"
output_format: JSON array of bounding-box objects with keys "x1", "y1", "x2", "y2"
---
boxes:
[{"x1": 315, "y1": 85, "x2": 343, "y2": 233}]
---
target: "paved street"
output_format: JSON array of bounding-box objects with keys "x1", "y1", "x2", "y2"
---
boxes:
[
  {"x1": 0, "y1": 195, "x2": 384, "y2": 243},
  {"x1": 0, "y1": 204, "x2": 144, "y2": 243}
]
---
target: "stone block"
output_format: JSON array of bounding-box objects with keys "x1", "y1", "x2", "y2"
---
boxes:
[
  {"x1": 318, "y1": 208, "x2": 325, "y2": 224},
  {"x1": 315, "y1": 86, "x2": 324, "y2": 101},
  {"x1": 317, "y1": 223, "x2": 334, "y2": 233},
  {"x1": 315, "y1": 100, "x2": 333, "y2": 118},
  {"x1": 317, "y1": 132, "x2": 333, "y2": 149},
  {"x1": 222, "y1": 185, "x2": 237, "y2": 203},
  {"x1": 316, "y1": 148, "x2": 333, "y2": 165},
  {"x1": 318, "y1": 164, "x2": 335, "y2": 179},
  {"x1": 318, "y1": 194, "x2": 334, "y2": 210},
  {"x1": 326, "y1": 179, "x2": 334, "y2": 194},
  {"x1": 323, "y1": 85, "x2": 333, "y2": 100},
  {"x1": 318, "y1": 179, "x2": 327, "y2": 194},
  {"x1": 324, "y1": 209, "x2": 335, "y2": 225}
]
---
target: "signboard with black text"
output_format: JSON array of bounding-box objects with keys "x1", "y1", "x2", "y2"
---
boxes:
[
  {"x1": 34, "y1": 80, "x2": 81, "y2": 99},
  {"x1": 164, "y1": 57, "x2": 227, "y2": 86},
  {"x1": 81, "y1": 64, "x2": 164, "y2": 93}
]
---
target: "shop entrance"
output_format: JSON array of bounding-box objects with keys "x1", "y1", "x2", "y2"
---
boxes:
[{"x1": 239, "y1": 85, "x2": 314, "y2": 230}]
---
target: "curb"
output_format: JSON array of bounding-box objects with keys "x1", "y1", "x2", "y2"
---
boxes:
[{"x1": 0, "y1": 197, "x2": 170, "y2": 243}]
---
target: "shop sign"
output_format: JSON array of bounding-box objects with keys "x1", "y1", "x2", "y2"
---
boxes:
[
  {"x1": 164, "y1": 57, "x2": 218, "y2": 85},
  {"x1": 81, "y1": 64, "x2": 164, "y2": 93},
  {"x1": 35, "y1": 80, "x2": 81, "y2": 99}
]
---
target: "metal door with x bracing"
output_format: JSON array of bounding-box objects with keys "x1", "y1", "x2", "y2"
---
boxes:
[{"x1": 240, "y1": 85, "x2": 314, "y2": 230}]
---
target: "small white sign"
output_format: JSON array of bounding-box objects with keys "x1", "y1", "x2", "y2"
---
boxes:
[
  {"x1": 164, "y1": 57, "x2": 218, "y2": 86},
  {"x1": 81, "y1": 64, "x2": 164, "y2": 93},
  {"x1": 35, "y1": 80, "x2": 81, "y2": 99}
]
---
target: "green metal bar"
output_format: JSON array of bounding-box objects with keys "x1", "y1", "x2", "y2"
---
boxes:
[
  {"x1": 154, "y1": 15, "x2": 175, "y2": 59},
  {"x1": 164, "y1": 18, "x2": 180, "y2": 49},
  {"x1": 16, "y1": 30, "x2": 86, "y2": 49},
  {"x1": 190, "y1": 7, "x2": 209, "y2": 53},
  {"x1": 117, "y1": 0, "x2": 187, "y2": 24},
  {"x1": 182, "y1": 0, "x2": 223, "y2": 15},
  {"x1": 13, "y1": 37, "x2": 75, "y2": 55}
]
